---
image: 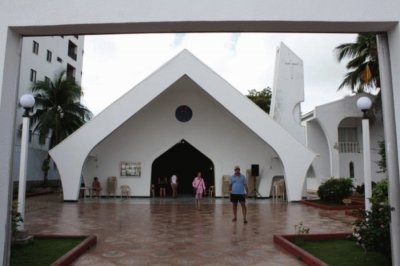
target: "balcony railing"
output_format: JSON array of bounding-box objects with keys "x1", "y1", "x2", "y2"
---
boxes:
[{"x1": 339, "y1": 142, "x2": 360, "y2": 153}]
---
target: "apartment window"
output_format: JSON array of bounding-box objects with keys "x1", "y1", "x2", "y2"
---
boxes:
[
  {"x1": 45, "y1": 76, "x2": 50, "y2": 85},
  {"x1": 46, "y1": 50, "x2": 52, "y2": 62},
  {"x1": 338, "y1": 127, "x2": 359, "y2": 153},
  {"x1": 66, "y1": 64, "x2": 76, "y2": 80},
  {"x1": 30, "y1": 69, "x2": 37, "y2": 82},
  {"x1": 68, "y1": 41, "x2": 77, "y2": 61},
  {"x1": 32, "y1": 41, "x2": 39, "y2": 55},
  {"x1": 57, "y1": 57, "x2": 63, "y2": 63}
]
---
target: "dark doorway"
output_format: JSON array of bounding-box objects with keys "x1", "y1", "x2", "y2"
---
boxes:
[{"x1": 151, "y1": 139, "x2": 214, "y2": 196}]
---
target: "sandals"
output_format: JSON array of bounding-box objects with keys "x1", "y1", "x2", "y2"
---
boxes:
[{"x1": 232, "y1": 217, "x2": 248, "y2": 223}]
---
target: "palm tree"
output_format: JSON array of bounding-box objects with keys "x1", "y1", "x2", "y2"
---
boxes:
[
  {"x1": 335, "y1": 33, "x2": 381, "y2": 119},
  {"x1": 335, "y1": 33, "x2": 379, "y2": 93},
  {"x1": 31, "y1": 71, "x2": 93, "y2": 183}
]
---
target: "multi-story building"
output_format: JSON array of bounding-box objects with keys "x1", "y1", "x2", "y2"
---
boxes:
[{"x1": 13, "y1": 35, "x2": 84, "y2": 186}]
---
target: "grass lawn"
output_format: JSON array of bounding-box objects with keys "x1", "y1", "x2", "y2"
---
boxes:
[
  {"x1": 10, "y1": 237, "x2": 85, "y2": 266},
  {"x1": 296, "y1": 238, "x2": 391, "y2": 266}
]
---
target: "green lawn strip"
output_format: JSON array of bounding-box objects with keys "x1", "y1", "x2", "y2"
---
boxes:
[
  {"x1": 296, "y1": 239, "x2": 391, "y2": 266},
  {"x1": 11, "y1": 237, "x2": 85, "y2": 266}
]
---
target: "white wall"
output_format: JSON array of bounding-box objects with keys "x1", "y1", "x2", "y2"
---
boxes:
[
  {"x1": 82, "y1": 76, "x2": 278, "y2": 197},
  {"x1": 306, "y1": 120, "x2": 330, "y2": 178}
]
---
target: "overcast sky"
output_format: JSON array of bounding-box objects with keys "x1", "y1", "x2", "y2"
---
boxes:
[{"x1": 81, "y1": 33, "x2": 357, "y2": 116}]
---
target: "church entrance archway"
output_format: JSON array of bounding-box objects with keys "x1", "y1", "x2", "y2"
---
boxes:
[{"x1": 151, "y1": 139, "x2": 214, "y2": 196}]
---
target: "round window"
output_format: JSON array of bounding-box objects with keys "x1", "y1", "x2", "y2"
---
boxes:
[{"x1": 175, "y1": 105, "x2": 192, "y2": 122}]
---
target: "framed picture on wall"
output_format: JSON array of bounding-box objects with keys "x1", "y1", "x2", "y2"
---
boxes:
[{"x1": 120, "y1": 162, "x2": 141, "y2": 176}]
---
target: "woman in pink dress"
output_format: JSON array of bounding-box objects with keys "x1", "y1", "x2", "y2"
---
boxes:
[{"x1": 192, "y1": 172, "x2": 206, "y2": 210}]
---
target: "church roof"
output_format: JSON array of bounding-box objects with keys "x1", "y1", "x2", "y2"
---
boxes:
[{"x1": 51, "y1": 49, "x2": 310, "y2": 157}]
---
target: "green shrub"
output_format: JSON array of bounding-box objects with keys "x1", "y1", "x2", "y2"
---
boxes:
[
  {"x1": 377, "y1": 140, "x2": 386, "y2": 173},
  {"x1": 355, "y1": 181, "x2": 376, "y2": 195},
  {"x1": 353, "y1": 179, "x2": 392, "y2": 258},
  {"x1": 370, "y1": 178, "x2": 388, "y2": 206},
  {"x1": 11, "y1": 201, "x2": 23, "y2": 239},
  {"x1": 317, "y1": 177, "x2": 354, "y2": 204}
]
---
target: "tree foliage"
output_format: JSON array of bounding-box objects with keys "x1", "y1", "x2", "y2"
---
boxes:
[
  {"x1": 246, "y1": 87, "x2": 272, "y2": 113},
  {"x1": 377, "y1": 140, "x2": 386, "y2": 173},
  {"x1": 353, "y1": 179, "x2": 391, "y2": 258},
  {"x1": 31, "y1": 71, "x2": 92, "y2": 148},
  {"x1": 335, "y1": 33, "x2": 381, "y2": 120},
  {"x1": 335, "y1": 33, "x2": 379, "y2": 93},
  {"x1": 30, "y1": 71, "x2": 92, "y2": 183}
]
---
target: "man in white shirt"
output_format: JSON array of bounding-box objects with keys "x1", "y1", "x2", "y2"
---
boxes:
[{"x1": 171, "y1": 174, "x2": 178, "y2": 198}]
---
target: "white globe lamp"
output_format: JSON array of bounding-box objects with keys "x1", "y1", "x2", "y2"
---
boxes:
[{"x1": 356, "y1": 96, "x2": 372, "y2": 118}]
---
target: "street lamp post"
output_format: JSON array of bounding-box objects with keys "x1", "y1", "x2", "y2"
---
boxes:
[
  {"x1": 356, "y1": 96, "x2": 372, "y2": 211},
  {"x1": 17, "y1": 94, "x2": 35, "y2": 230}
]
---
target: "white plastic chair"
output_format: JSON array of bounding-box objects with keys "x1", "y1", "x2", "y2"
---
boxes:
[
  {"x1": 272, "y1": 179, "x2": 286, "y2": 202},
  {"x1": 120, "y1": 185, "x2": 131, "y2": 198},
  {"x1": 208, "y1": 186, "x2": 214, "y2": 198}
]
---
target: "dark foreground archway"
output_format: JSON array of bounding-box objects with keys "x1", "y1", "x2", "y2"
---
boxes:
[{"x1": 151, "y1": 139, "x2": 214, "y2": 196}]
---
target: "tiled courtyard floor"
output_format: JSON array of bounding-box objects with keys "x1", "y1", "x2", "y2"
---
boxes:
[{"x1": 24, "y1": 194, "x2": 356, "y2": 265}]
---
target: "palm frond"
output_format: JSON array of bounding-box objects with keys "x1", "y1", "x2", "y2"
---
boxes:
[
  {"x1": 30, "y1": 70, "x2": 92, "y2": 148},
  {"x1": 334, "y1": 33, "x2": 380, "y2": 93}
]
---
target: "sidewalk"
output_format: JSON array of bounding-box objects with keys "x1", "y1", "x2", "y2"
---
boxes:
[{"x1": 24, "y1": 194, "x2": 356, "y2": 265}]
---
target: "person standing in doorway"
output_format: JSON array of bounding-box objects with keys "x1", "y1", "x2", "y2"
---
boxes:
[
  {"x1": 158, "y1": 176, "x2": 168, "y2": 197},
  {"x1": 171, "y1": 174, "x2": 178, "y2": 198},
  {"x1": 192, "y1": 172, "x2": 206, "y2": 210},
  {"x1": 230, "y1": 166, "x2": 248, "y2": 223}
]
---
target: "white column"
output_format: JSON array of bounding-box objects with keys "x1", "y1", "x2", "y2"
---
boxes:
[
  {"x1": 330, "y1": 148, "x2": 340, "y2": 177},
  {"x1": 361, "y1": 119, "x2": 372, "y2": 211},
  {"x1": 17, "y1": 116, "x2": 30, "y2": 230},
  {"x1": 0, "y1": 28, "x2": 22, "y2": 266},
  {"x1": 377, "y1": 34, "x2": 400, "y2": 266}
]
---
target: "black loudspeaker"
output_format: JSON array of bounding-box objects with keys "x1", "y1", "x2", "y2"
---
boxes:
[{"x1": 251, "y1": 164, "x2": 259, "y2": 176}]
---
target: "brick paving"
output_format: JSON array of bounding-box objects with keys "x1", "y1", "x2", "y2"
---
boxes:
[{"x1": 24, "y1": 194, "x2": 356, "y2": 265}]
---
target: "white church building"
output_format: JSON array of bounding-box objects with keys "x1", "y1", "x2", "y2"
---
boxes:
[{"x1": 49, "y1": 44, "x2": 385, "y2": 202}]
